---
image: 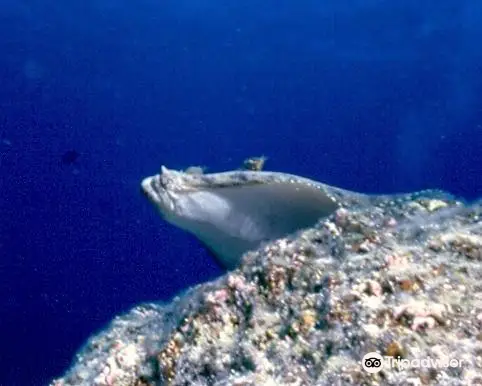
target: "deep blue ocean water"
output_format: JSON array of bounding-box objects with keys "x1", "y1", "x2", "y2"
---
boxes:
[{"x1": 1, "y1": 1, "x2": 481, "y2": 384}]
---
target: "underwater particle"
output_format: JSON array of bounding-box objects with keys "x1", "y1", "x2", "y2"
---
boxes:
[
  {"x1": 242, "y1": 155, "x2": 268, "y2": 171},
  {"x1": 1, "y1": 131, "x2": 11, "y2": 146},
  {"x1": 61, "y1": 150, "x2": 80, "y2": 165}
]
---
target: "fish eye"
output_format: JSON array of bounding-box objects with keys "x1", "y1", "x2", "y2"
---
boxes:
[{"x1": 158, "y1": 174, "x2": 169, "y2": 190}]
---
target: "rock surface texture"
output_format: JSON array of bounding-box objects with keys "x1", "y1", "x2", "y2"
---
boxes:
[{"x1": 52, "y1": 192, "x2": 482, "y2": 386}]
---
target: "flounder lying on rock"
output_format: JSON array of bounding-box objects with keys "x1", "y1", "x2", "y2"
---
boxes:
[
  {"x1": 141, "y1": 163, "x2": 452, "y2": 269},
  {"x1": 141, "y1": 163, "x2": 374, "y2": 269}
]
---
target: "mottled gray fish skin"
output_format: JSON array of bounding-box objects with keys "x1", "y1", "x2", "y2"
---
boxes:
[{"x1": 141, "y1": 166, "x2": 368, "y2": 269}]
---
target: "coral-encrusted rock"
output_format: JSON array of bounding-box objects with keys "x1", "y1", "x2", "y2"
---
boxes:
[{"x1": 52, "y1": 194, "x2": 482, "y2": 386}]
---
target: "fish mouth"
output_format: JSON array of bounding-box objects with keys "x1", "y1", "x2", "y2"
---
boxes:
[
  {"x1": 141, "y1": 174, "x2": 178, "y2": 219},
  {"x1": 141, "y1": 176, "x2": 162, "y2": 206},
  {"x1": 140, "y1": 177, "x2": 151, "y2": 197}
]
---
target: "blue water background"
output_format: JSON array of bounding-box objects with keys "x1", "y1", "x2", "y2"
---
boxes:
[{"x1": 1, "y1": 1, "x2": 481, "y2": 384}]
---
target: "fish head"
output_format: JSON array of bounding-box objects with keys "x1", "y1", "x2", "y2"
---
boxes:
[{"x1": 141, "y1": 166, "x2": 186, "y2": 223}]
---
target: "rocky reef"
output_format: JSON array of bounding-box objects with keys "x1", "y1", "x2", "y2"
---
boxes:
[{"x1": 52, "y1": 192, "x2": 482, "y2": 386}]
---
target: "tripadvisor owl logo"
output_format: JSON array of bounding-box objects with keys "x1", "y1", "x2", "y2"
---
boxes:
[
  {"x1": 361, "y1": 352, "x2": 384, "y2": 373},
  {"x1": 361, "y1": 351, "x2": 464, "y2": 373}
]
